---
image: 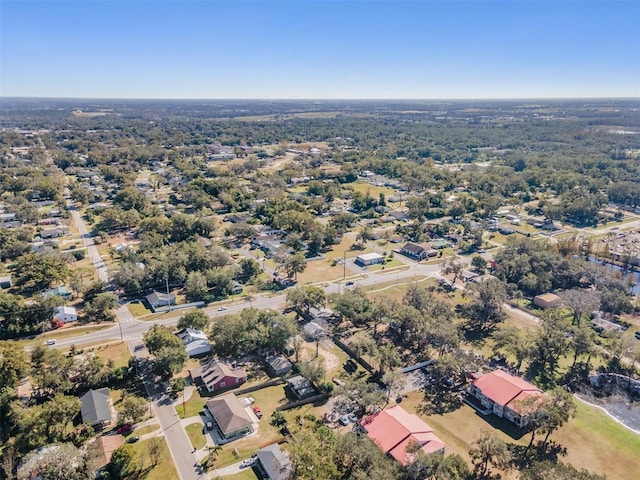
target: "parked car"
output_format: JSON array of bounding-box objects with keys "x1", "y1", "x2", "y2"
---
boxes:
[
  {"x1": 240, "y1": 458, "x2": 255, "y2": 469},
  {"x1": 116, "y1": 424, "x2": 132, "y2": 434},
  {"x1": 338, "y1": 415, "x2": 351, "y2": 426},
  {"x1": 206, "y1": 421, "x2": 213, "y2": 430},
  {"x1": 44, "y1": 339, "x2": 56, "y2": 345},
  {"x1": 347, "y1": 413, "x2": 359, "y2": 423},
  {"x1": 126, "y1": 436, "x2": 139, "y2": 443},
  {"x1": 252, "y1": 406, "x2": 262, "y2": 419}
]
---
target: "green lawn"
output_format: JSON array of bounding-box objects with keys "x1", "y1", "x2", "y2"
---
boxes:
[
  {"x1": 176, "y1": 389, "x2": 205, "y2": 419},
  {"x1": 131, "y1": 437, "x2": 178, "y2": 480},
  {"x1": 127, "y1": 301, "x2": 152, "y2": 317},
  {"x1": 185, "y1": 422, "x2": 206, "y2": 450},
  {"x1": 134, "y1": 424, "x2": 160, "y2": 436},
  {"x1": 223, "y1": 470, "x2": 259, "y2": 480}
]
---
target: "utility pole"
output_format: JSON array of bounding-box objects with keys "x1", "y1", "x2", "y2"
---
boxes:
[
  {"x1": 343, "y1": 251, "x2": 346, "y2": 279},
  {"x1": 166, "y1": 277, "x2": 171, "y2": 313}
]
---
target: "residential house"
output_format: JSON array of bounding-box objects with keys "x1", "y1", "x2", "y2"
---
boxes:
[
  {"x1": 189, "y1": 358, "x2": 247, "y2": 395},
  {"x1": 355, "y1": 252, "x2": 385, "y2": 266},
  {"x1": 430, "y1": 239, "x2": 451, "y2": 250},
  {"x1": 469, "y1": 370, "x2": 544, "y2": 428},
  {"x1": 53, "y1": 306, "x2": 77, "y2": 323},
  {"x1": 400, "y1": 243, "x2": 436, "y2": 260},
  {"x1": 255, "y1": 443, "x2": 294, "y2": 480},
  {"x1": 185, "y1": 340, "x2": 212, "y2": 357},
  {"x1": 94, "y1": 435, "x2": 124, "y2": 473},
  {"x1": 359, "y1": 405, "x2": 445, "y2": 465},
  {"x1": 286, "y1": 375, "x2": 315, "y2": 400},
  {"x1": 265, "y1": 355, "x2": 292, "y2": 377},
  {"x1": 177, "y1": 328, "x2": 213, "y2": 357},
  {"x1": 0, "y1": 213, "x2": 17, "y2": 223},
  {"x1": 0, "y1": 275, "x2": 11, "y2": 289},
  {"x1": 302, "y1": 321, "x2": 324, "y2": 341},
  {"x1": 145, "y1": 291, "x2": 176, "y2": 310},
  {"x1": 177, "y1": 328, "x2": 208, "y2": 344},
  {"x1": 533, "y1": 293, "x2": 562, "y2": 309},
  {"x1": 80, "y1": 388, "x2": 113, "y2": 430},
  {"x1": 40, "y1": 226, "x2": 68, "y2": 238},
  {"x1": 231, "y1": 281, "x2": 243, "y2": 295},
  {"x1": 205, "y1": 394, "x2": 254, "y2": 441},
  {"x1": 43, "y1": 286, "x2": 72, "y2": 299}
]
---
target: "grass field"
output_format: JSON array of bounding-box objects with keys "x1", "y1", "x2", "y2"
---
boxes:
[
  {"x1": 222, "y1": 470, "x2": 259, "y2": 480},
  {"x1": 127, "y1": 301, "x2": 152, "y2": 317},
  {"x1": 296, "y1": 258, "x2": 351, "y2": 285},
  {"x1": 131, "y1": 437, "x2": 178, "y2": 480},
  {"x1": 185, "y1": 422, "x2": 206, "y2": 450},
  {"x1": 347, "y1": 181, "x2": 397, "y2": 198},
  {"x1": 87, "y1": 341, "x2": 131, "y2": 368},
  {"x1": 134, "y1": 424, "x2": 160, "y2": 436},
  {"x1": 176, "y1": 389, "x2": 205, "y2": 419}
]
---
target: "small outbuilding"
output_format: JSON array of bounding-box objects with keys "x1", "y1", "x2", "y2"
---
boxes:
[
  {"x1": 533, "y1": 293, "x2": 562, "y2": 309},
  {"x1": 287, "y1": 375, "x2": 315, "y2": 400},
  {"x1": 265, "y1": 355, "x2": 293, "y2": 377},
  {"x1": 0, "y1": 275, "x2": 12, "y2": 289}
]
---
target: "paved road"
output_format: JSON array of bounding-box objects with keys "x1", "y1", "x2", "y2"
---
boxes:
[
  {"x1": 130, "y1": 341, "x2": 204, "y2": 480},
  {"x1": 69, "y1": 206, "x2": 110, "y2": 283}
]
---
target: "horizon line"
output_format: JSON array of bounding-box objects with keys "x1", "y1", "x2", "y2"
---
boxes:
[{"x1": 2, "y1": 96, "x2": 639, "y2": 102}]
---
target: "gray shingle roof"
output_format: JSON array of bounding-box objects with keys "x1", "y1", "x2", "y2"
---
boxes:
[
  {"x1": 256, "y1": 443, "x2": 293, "y2": 480},
  {"x1": 80, "y1": 388, "x2": 111, "y2": 426}
]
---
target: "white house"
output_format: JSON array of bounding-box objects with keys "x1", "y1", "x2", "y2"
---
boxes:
[
  {"x1": 176, "y1": 328, "x2": 212, "y2": 357},
  {"x1": 177, "y1": 328, "x2": 208, "y2": 344},
  {"x1": 53, "y1": 306, "x2": 78, "y2": 323},
  {"x1": 185, "y1": 339, "x2": 212, "y2": 357}
]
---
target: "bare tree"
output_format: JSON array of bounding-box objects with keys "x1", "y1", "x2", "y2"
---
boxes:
[{"x1": 560, "y1": 289, "x2": 600, "y2": 325}]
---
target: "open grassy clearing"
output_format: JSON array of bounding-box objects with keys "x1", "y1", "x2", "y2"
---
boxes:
[
  {"x1": 127, "y1": 301, "x2": 152, "y2": 317},
  {"x1": 68, "y1": 340, "x2": 131, "y2": 368},
  {"x1": 324, "y1": 235, "x2": 374, "y2": 261},
  {"x1": 176, "y1": 388, "x2": 205, "y2": 419},
  {"x1": 185, "y1": 422, "x2": 206, "y2": 450},
  {"x1": 134, "y1": 424, "x2": 160, "y2": 437},
  {"x1": 363, "y1": 275, "x2": 431, "y2": 294},
  {"x1": 222, "y1": 470, "x2": 259, "y2": 480},
  {"x1": 297, "y1": 258, "x2": 352, "y2": 285},
  {"x1": 346, "y1": 181, "x2": 397, "y2": 198},
  {"x1": 131, "y1": 437, "x2": 178, "y2": 480},
  {"x1": 366, "y1": 258, "x2": 404, "y2": 271}
]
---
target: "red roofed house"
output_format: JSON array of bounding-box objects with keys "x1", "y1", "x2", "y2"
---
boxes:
[
  {"x1": 469, "y1": 369, "x2": 544, "y2": 428},
  {"x1": 359, "y1": 405, "x2": 445, "y2": 465},
  {"x1": 189, "y1": 358, "x2": 247, "y2": 395}
]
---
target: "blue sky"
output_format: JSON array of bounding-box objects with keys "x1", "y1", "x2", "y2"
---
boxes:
[{"x1": 1, "y1": 1, "x2": 639, "y2": 99}]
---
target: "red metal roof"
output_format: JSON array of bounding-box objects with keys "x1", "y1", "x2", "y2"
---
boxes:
[
  {"x1": 359, "y1": 405, "x2": 445, "y2": 465},
  {"x1": 472, "y1": 369, "x2": 542, "y2": 408}
]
